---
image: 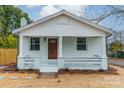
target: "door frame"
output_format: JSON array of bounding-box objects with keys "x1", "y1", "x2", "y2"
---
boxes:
[{"x1": 48, "y1": 38, "x2": 57, "y2": 59}]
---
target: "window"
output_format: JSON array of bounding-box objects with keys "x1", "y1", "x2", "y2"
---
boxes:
[
  {"x1": 77, "y1": 38, "x2": 87, "y2": 50},
  {"x1": 30, "y1": 38, "x2": 40, "y2": 50}
]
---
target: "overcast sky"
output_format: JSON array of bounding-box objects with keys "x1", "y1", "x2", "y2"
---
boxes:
[{"x1": 17, "y1": 5, "x2": 124, "y2": 31}]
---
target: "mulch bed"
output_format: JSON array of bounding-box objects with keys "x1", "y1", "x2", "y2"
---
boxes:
[
  {"x1": 0, "y1": 64, "x2": 119, "y2": 75},
  {"x1": 58, "y1": 66, "x2": 119, "y2": 75},
  {"x1": 0, "y1": 64, "x2": 39, "y2": 74}
]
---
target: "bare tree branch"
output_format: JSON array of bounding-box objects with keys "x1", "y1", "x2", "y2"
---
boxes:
[
  {"x1": 91, "y1": 9, "x2": 124, "y2": 24},
  {"x1": 83, "y1": 6, "x2": 124, "y2": 25}
]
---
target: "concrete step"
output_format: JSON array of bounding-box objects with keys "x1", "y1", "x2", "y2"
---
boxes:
[
  {"x1": 38, "y1": 72, "x2": 58, "y2": 78},
  {"x1": 39, "y1": 67, "x2": 59, "y2": 73}
]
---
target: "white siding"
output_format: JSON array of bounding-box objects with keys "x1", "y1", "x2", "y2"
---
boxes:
[
  {"x1": 22, "y1": 37, "x2": 104, "y2": 59},
  {"x1": 23, "y1": 37, "x2": 46, "y2": 58},
  {"x1": 63, "y1": 37, "x2": 103, "y2": 58},
  {"x1": 23, "y1": 37, "x2": 59, "y2": 60},
  {"x1": 20, "y1": 15, "x2": 106, "y2": 37}
]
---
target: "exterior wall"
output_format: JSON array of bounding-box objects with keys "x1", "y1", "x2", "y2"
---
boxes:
[
  {"x1": 23, "y1": 37, "x2": 59, "y2": 60},
  {"x1": 18, "y1": 36, "x2": 107, "y2": 71},
  {"x1": 63, "y1": 37, "x2": 104, "y2": 58},
  {"x1": 22, "y1": 37, "x2": 105, "y2": 59},
  {"x1": 20, "y1": 15, "x2": 107, "y2": 37}
]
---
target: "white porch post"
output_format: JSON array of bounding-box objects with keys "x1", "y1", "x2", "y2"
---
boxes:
[
  {"x1": 19, "y1": 35, "x2": 24, "y2": 57},
  {"x1": 101, "y1": 36, "x2": 107, "y2": 70},
  {"x1": 102, "y1": 36, "x2": 107, "y2": 58},
  {"x1": 58, "y1": 36, "x2": 63, "y2": 68},
  {"x1": 59, "y1": 36, "x2": 62, "y2": 58}
]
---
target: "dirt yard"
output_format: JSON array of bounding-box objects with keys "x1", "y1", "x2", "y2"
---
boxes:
[
  {"x1": 0, "y1": 65, "x2": 124, "y2": 88},
  {"x1": 109, "y1": 58, "x2": 124, "y2": 62}
]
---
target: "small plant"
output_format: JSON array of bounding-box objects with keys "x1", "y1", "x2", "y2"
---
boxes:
[
  {"x1": 15, "y1": 68, "x2": 19, "y2": 71},
  {"x1": 64, "y1": 68, "x2": 69, "y2": 72},
  {"x1": 28, "y1": 68, "x2": 33, "y2": 71},
  {"x1": 99, "y1": 69, "x2": 105, "y2": 72}
]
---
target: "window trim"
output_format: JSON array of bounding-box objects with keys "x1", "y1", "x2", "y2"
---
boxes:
[
  {"x1": 30, "y1": 37, "x2": 40, "y2": 51},
  {"x1": 77, "y1": 37, "x2": 87, "y2": 51}
]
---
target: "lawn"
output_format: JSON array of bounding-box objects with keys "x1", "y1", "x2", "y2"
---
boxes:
[{"x1": 0, "y1": 65, "x2": 124, "y2": 88}]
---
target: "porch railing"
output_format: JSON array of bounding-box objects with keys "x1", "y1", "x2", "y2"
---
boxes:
[
  {"x1": 17, "y1": 57, "x2": 58, "y2": 69},
  {"x1": 62, "y1": 57, "x2": 104, "y2": 69},
  {"x1": 17, "y1": 57, "x2": 41, "y2": 69},
  {"x1": 17, "y1": 56, "x2": 106, "y2": 70}
]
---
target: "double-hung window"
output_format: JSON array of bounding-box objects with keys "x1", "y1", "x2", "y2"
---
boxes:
[
  {"x1": 77, "y1": 37, "x2": 87, "y2": 50},
  {"x1": 30, "y1": 38, "x2": 40, "y2": 50}
]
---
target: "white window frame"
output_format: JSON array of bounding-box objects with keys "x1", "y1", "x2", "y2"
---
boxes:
[
  {"x1": 77, "y1": 37, "x2": 87, "y2": 51},
  {"x1": 30, "y1": 37, "x2": 40, "y2": 51}
]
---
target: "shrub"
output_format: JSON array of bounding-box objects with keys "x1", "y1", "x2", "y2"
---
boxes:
[{"x1": 0, "y1": 34, "x2": 17, "y2": 48}]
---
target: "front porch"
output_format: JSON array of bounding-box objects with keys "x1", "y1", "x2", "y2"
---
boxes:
[
  {"x1": 18, "y1": 57, "x2": 107, "y2": 72},
  {"x1": 17, "y1": 36, "x2": 107, "y2": 72}
]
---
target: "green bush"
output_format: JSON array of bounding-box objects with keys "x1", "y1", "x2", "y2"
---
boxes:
[
  {"x1": 109, "y1": 41, "x2": 123, "y2": 58},
  {"x1": 117, "y1": 51, "x2": 124, "y2": 58},
  {"x1": 0, "y1": 34, "x2": 17, "y2": 48}
]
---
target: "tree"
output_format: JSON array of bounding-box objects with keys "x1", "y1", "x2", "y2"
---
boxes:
[
  {"x1": 0, "y1": 5, "x2": 32, "y2": 48},
  {"x1": 82, "y1": 6, "x2": 124, "y2": 57},
  {"x1": 110, "y1": 41, "x2": 122, "y2": 57},
  {"x1": 91, "y1": 6, "x2": 124, "y2": 23},
  {"x1": 0, "y1": 5, "x2": 32, "y2": 36},
  {"x1": 0, "y1": 34, "x2": 17, "y2": 48},
  {"x1": 83, "y1": 5, "x2": 124, "y2": 28}
]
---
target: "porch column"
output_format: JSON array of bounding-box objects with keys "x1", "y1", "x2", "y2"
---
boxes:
[
  {"x1": 59, "y1": 36, "x2": 63, "y2": 58},
  {"x1": 102, "y1": 36, "x2": 107, "y2": 57},
  {"x1": 19, "y1": 35, "x2": 24, "y2": 57},
  {"x1": 101, "y1": 36, "x2": 107, "y2": 70},
  {"x1": 58, "y1": 36, "x2": 63, "y2": 68}
]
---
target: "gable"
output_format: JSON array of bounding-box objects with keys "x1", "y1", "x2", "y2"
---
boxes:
[
  {"x1": 20, "y1": 14, "x2": 107, "y2": 37},
  {"x1": 57, "y1": 15, "x2": 69, "y2": 24},
  {"x1": 13, "y1": 10, "x2": 112, "y2": 36}
]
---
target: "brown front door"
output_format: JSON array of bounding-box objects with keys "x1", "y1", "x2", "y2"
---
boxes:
[{"x1": 48, "y1": 38, "x2": 57, "y2": 59}]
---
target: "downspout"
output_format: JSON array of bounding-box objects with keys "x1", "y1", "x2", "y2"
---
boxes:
[{"x1": 106, "y1": 33, "x2": 112, "y2": 57}]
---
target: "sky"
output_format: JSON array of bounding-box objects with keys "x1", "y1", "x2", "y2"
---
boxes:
[{"x1": 17, "y1": 5, "x2": 124, "y2": 32}]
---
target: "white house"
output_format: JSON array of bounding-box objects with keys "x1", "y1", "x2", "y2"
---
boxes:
[{"x1": 13, "y1": 10, "x2": 112, "y2": 73}]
